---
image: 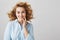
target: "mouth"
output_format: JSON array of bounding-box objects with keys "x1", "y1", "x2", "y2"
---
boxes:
[{"x1": 17, "y1": 15, "x2": 25, "y2": 19}]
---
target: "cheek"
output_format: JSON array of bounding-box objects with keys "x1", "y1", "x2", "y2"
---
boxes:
[
  {"x1": 22, "y1": 14, "x2": 26, "y2": 17},
  {"x1": 16, "y1": 13, "x2": 20, "y2": 18},
  {"x1": 16, "y1": 13, "x2": 18, "y2": 17}
]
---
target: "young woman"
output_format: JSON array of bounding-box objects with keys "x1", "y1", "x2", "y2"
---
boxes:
[{"x1": 4, "y1": 2, "x2": 34, "y2": 40}]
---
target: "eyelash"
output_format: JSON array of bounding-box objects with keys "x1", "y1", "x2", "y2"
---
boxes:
[
  {"x1": 18, "y1": 12, "x2": 20, "y2": 13},
  {"x1": 22, "y1": 11, "x2": 25, "y2": 13}
]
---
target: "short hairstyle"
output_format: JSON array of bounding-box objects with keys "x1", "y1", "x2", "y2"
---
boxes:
[{"x1": 8, "y1": 2, "x2": 33, "y2": 21}]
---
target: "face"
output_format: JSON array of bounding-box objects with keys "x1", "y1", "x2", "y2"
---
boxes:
[{"x1": 16, "y1": 7, "x2": 26, "y2": 21}]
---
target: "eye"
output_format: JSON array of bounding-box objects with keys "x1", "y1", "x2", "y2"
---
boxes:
[
  {"x1": 22, "y1": 11, "x2": 26, "y2": 13},
  {"x1": 17, "y1": 11, "x2": 20, "y2": 14}
]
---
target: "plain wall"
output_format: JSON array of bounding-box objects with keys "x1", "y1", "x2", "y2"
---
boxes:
[{"x1": 0, "y1": 0, "x2": 60, "y2": 40}]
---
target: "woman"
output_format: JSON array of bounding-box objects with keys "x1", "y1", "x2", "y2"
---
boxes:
[{"x1": 4, "y1": 2, "x2": 34, "y2": 40}]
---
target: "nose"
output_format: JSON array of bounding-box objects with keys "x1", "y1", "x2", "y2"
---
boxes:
[{"x1": 20, "y1": 13, "x2": 23, "y2": 17}]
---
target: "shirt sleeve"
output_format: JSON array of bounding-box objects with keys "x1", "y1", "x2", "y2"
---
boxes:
[
  {"x1": 4, "y1": 22, "x2": 12, "y2": 40},
  {"x1": 25, "y1": 24, "x2": 34, "y2": 40}
]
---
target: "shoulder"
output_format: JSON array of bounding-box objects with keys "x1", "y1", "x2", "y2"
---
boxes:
[
  {"x1": 5, "y1": 19, "x2": 18, "y2": 32},
  {"x1": 7, "y1": 19, "x2": 17, "y2": 25},
  {"x1": 6, "y1": 19, "x2": 17, "y2": 28},
  {"x1": 27, "y1": 21, "x2": 33, "y2": 26}
]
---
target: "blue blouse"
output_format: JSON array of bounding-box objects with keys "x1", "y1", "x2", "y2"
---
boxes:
[{"x1": 4, "y1": 19, "x2": 34, "y2": 40}]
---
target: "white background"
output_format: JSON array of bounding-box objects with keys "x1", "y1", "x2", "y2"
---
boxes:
[{"x1": 0, "y1": 0, "x2": 60, "y2": 40}]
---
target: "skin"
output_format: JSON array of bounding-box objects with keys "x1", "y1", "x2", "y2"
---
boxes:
[{"x1": 16, "y1": 7, "x2": 28, "y2": 38}]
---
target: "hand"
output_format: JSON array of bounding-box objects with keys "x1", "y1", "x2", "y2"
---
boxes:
[{"x1": 22, "y1": 18, "x2": 27, "y2": 27}]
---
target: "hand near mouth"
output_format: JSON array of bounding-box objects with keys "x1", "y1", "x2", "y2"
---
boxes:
[
  {"x1": 22, "y1": 18, "x2": 27, "y2": 27},
  {"x1": 22, "y1": 18, "x2": 29, "y2": 38}
]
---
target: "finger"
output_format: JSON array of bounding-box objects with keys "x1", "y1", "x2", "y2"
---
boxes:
[
  {"x1": 22, "y1": 18, "x2": 26, "y2": 22},
  {"x1": 25, "y1": 18, "x2": 26, "y2": 21}
]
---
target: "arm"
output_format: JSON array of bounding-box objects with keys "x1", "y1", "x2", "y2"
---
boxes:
[
  {"x1": 23, "y1": 23, "x2": 34, "y2": 40},
  {"x1": 4, "y1": 22, "x2": 12, "y2": 40},
  {"x1": 22, "y1": 18, "x2": 34, "y2": 40},
  {"x1": 26, "y1": 24, "x2": 34, "y2": 40}
]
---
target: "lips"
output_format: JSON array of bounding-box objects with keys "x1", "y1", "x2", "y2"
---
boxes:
[{"x1": 18, "y1": 16, "x2": 23, "y2": 19}]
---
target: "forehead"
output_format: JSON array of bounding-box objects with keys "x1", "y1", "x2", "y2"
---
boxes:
[{"x1": 16, "y1": 7, "x2": 25, "y2": 11}]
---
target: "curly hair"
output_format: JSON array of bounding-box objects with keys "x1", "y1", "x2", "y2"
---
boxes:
[{"x1": 8, "y1": 2, "x2": 33, "y2": 21}]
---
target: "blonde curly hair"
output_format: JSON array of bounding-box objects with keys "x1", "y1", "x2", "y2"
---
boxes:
[{"x1": 8, "y1": 2, "x2": 33, "y2": 21}]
